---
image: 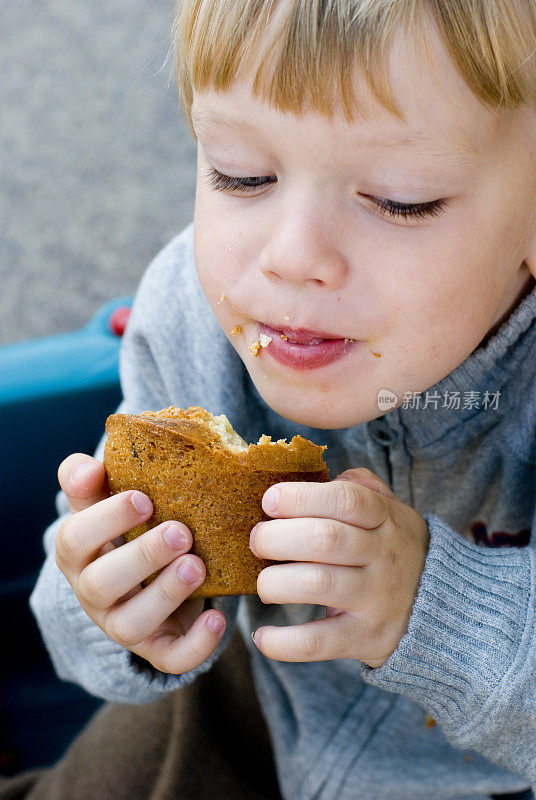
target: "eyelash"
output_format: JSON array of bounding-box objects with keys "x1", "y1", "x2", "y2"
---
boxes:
[
  {"x1": 207, "y1": 168, "x2": 276, "y2": 193},
  {"x1": 205, "y1": 167, "x2": 446, "y2": 221}
]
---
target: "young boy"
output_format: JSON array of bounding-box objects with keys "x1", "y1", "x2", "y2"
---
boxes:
[{"x1": 24, "y1": 0, "x2": 536, "y2": 798}]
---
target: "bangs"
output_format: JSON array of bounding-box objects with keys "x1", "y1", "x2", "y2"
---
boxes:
[
  {"x1": 174, "y1": 0, "x2": 428, "y2": 130},
  {"x1": 174, "y1": 0, "x2": 536, "y2": 134}
]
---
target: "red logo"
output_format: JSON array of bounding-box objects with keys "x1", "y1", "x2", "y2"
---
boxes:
[{"x1": 470, "y1": 521, "x2": 530, "y2": 548}]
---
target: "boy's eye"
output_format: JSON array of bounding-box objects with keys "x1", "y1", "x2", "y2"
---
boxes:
[
  {"x1": 361, "y1": 194, "x2": 447, "y2": 222},
  {"x1": 205, "y1": 167, "x2": 446, "y2": 222},
  {"x1": 206, "y1": 167, "x2": 275, "y2": 193}
]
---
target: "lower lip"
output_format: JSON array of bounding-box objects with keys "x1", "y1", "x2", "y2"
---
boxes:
[{"x1": 258, "y1": 324, "x2": 359, "y2": 371}]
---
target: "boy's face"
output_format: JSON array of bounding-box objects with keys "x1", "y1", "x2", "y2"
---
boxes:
[{"x1": 191, "y1": 27, "x2": 536, "y2": 429}]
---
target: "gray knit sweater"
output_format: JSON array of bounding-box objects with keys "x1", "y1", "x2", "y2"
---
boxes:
[{"x1": 31, "y1": 224, "x2": 536, "y2": 799}]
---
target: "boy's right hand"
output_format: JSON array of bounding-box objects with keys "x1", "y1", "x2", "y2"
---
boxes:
[{"x1": 55, "y1": 453, "x2": 227, "y2": 675}]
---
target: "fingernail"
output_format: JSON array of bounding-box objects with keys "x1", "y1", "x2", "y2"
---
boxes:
[
  {"x1": 249, "y1": 524, "x2": 259, "y2": 557},
  {"x1": 73, "y1": 463, "x2": 94, "y2": 484},
  {"x1": 206, "y1": 614, "x2": 225, "y2": 634},
  {"x1": 177, "y1": 559, "x2": 202, "y2": 584},
  {"x1": 130, "y1": 491, "x2": 152, "y2": 515},
  {"x1": 263, "y1": 486, "x2": 279, "y2": 514},
  {"x1": 163, "y1": 523, "x2": 188, "y2": 550},
  {"x1": 251, "y1": 630, "x2": 261, "y2": 649},
  {"x1": 335, "y1": 470, "x2": 355, "y2": 481}
]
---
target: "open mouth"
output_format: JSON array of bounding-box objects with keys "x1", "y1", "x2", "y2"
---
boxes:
[{"x1": 257, "y1": 323, "x2": 358, "y2": 370}]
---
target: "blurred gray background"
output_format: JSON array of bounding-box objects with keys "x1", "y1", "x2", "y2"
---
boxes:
[{"x1": 1, "y1": 0, "x2": 197, "y2": 345}]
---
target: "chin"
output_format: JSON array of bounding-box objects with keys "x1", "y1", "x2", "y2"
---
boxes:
[{"x1": 255, "y1": 383, "x2": 369, "y2": 431}]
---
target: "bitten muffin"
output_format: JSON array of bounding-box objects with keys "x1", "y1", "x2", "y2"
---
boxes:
[{"x1": 103, "y1": 406, "x2": 329, "y2": 598}]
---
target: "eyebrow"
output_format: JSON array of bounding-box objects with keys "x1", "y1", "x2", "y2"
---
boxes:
[
  {"x1": 192, "y1": 108, "x2": 261, "y2": 138},
  {"x1": 191, "y1": 107, "x2": 478, "y2": 162}
]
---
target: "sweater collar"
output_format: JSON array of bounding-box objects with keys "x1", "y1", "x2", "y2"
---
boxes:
[{"x1": 373, "y1": 279, "x2": 536, "y2": 457}]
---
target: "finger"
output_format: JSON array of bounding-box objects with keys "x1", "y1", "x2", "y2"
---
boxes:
[
  {"x1": 257, "y1": 562, "x2": 362, "y2": 610},
  {"x1": 250, "y1": 517, "x2": 376, "y2": 566},
  {"x1": 55, "y1": 490, "x2": 153, "y2": 575},
  {"x1": 58, "y1": 453, "x2": 108, "y2": 513},
  {"x1": 78, "y1": 521, "x2": 193, "y2": 607},
  {"x1": 102, "y1": 554, "x2": 206, "y2": 647},
  {"x1": 335, "y1": 467, "x2": 398, "y2": 501},
  {"x1": 168, "y1": 596, "x2": 206, "y2": 632},
  {"x1": 262, "y1": 479, "x2": 388, "y2": 529},
  {"x1": 253, "y1": 614, "x2": 355, "y2": 662},
  {"x1": 134, "y1": 609, "x2": 227, "y2": 675}
]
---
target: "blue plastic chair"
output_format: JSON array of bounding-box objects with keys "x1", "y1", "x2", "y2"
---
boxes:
[{"x1": 0, "y1": 297, "x2": 131, "y2": 773}]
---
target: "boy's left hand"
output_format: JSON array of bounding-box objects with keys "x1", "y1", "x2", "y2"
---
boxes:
[{"x1": 249, "y1": 468, "x2": 429, "y2": 668}]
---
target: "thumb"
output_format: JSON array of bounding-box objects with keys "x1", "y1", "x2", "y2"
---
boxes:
[
  {"x1": 58, "y1": 453, "x2": 108, "y2": 513},
  {"x1": 335, "y1": 467, "x2": 398, "y2": 501}
]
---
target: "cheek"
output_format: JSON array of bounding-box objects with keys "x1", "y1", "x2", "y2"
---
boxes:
[
  {"x1": 194, "y1": 191, "x2": 237, "y2": 306},
  {"x1": 193, "y1": 191, "x2": 257, "y2": 346},
  {"x1": 374, "y1": 231, "x2": 505, "y2": 379}
]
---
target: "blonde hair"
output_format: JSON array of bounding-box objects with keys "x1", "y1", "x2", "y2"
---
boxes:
[{"x1": 173, "y1": 0, "x2": 536, "y2": 133}]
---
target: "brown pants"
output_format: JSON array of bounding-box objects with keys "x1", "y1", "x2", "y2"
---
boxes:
[{"x1": 0, "y1": 631, "x2": 283, "y2": 800}]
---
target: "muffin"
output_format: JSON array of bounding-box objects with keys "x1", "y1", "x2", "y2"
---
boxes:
[{"x1": 103, "y1": 406, "x2": 329, "y2": 597}]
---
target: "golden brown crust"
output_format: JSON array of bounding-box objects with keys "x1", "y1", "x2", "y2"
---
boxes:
[{"x1": 103, "y1": 407, "x2": 329, "y2": 598}]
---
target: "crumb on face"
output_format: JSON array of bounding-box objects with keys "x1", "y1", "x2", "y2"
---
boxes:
[
  {"x1": 249, "y1": 334, "x2": 272, "y2": 356},
  {"x1": 231, "y1": 325, "x2": 242, "y2": 336}
]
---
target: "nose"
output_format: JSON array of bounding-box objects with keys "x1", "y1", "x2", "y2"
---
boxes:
[{"x1": 258, "y1": 200, "x2": 349, "y2": 290}]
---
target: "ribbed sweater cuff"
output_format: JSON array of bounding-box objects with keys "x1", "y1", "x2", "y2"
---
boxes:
[
  {"x1": 30, "y1": 543, "x2": 238, "y2": 704},
  {"x1": 57, "y1": 574, "x2": 238, "y2": 703},
  {"x1": 361, "y1": 514, "x2": 535, "y2": 740}
]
